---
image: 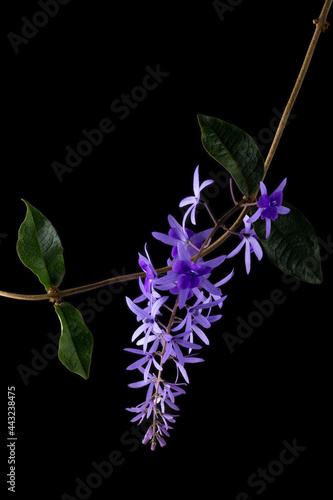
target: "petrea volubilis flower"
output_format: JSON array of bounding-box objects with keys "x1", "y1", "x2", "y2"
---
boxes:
[
  {"x1": 172, "y1": 295, "x2": 224, "y2": 347},
  {"x1": 227, "y1": 215, "x2": 263, "y2": 274},
  {"x1": 247, "y1": 178, "x2": 290, "y2": 238},
  {"x1": 125, "y1": 295, "x2": 168, "y2": 350},
  {"x1": 125, "y1": 338, "x2": 162, "y2": 381},
  {"x1": 179, "y1": 165, "x2": 214, "y2": 226},
  {"x1": 137, "y1": 244, "x2": 158, "y2": 294},
  {"x1": 162, "y1": 332, "x2": 202, "y2": 365},
  {"x1": 154, "y1": 243, "x2": 225, "y2": 309},
  {"x1": 152, "y1": 215, "x2": 212, "y2": 258}
]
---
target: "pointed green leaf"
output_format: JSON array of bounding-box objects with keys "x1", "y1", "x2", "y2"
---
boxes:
[
  {"x1": 198, "y1": 114, "x2": 264, "y2": 197},
  {"x1": 17, "y1": 200, "x2": 65, "y2": 290},
  {"x1": 55, "y1": 302, "x2": 94, "y2": 380},
  {"x1": 253, "y1": 203, "x2": 323, "y2": 284}
]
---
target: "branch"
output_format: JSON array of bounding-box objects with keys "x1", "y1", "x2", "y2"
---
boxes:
[
  {"x1": 0, "y1": 0, "x2": 331, "y2": 303},
  {"x1": 263, "y1": 0, "x2": 332, "y2": 177}
]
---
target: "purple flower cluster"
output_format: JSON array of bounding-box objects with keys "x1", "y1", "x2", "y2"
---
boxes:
[
  {"x1": 227, "y1": 178, "x2": 290, "y2": 273},
  {"x1": 124, "y1": 167, "x2": 290, "y2": 450},
  {"x1": 125, "y1": 167, "x2": 232, "y2": 450}
]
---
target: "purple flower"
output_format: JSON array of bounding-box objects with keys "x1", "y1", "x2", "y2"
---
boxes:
[
  {"x1": 227, "y1": 215, "x2": 263, "y2": 274},
  {"x1": 155, "y1": 243, "x2": 225, "y2": 308},
  {"x1": 142, "y1": 427, "x2": 154, "y2": 445},
  {"x1": 126, "y1": 371, "x2": 158, "y2": 423},
  {"x1": 161, "y1": 380, "x2": 186, "y2": 404},
  {"x1": 125, "y1": 295, "x2": 168, "y2": 349},
  {"x1": 247, "y1": 178, "x2": 290, "y2": 238},
  {"x1": 152, "y1": 215, "x2": 212, "y2": 258},
  {"x1": 127, "y1": 369, "x2": 157, "y2": 399},
  {"x1": 143, "y1": 424, "x2": 170, "y2": 450},
  {"x1": 174, "y1": 354, "x2": 204, "y2": 383},
  {"x1": 127, "y1": 399, "x2": 154, "y2": 424},
  {"x1": 172, "y1": 294, "x2": 225, "y2": 346},
  {"x1": 179, "y1": 165, "x2": 214, "y2": 226},
  {"x1": 174, "y1": 260, "x2": 212, "y2": 290},
  {"x1": 137, "y1": 244, "x2": 158, "y2": 294},
  {"x1": 208, "y1": 269, "x2": 234, "y2": 303},
  {"x1": 125, "y1": 338, "x2": 162, "y2": 381},
  {"x1": 162, "y1": 332, "x2": 202, "y2": 365}
]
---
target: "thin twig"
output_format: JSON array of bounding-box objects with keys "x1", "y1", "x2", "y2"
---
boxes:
[{"x1": 263, "y1": 0, "x2": 332, "y2": 178}]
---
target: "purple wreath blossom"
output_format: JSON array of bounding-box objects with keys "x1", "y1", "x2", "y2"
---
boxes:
[
  {"x1": 162, "y1": 332, "x2": 202, "y2": 365},
  {"x1": 179, "y1": 165, "x2": 214, "y2": 227},
  {"x1": 227, "y1": 215, "x2": 263, "y2": 274},
  {"x1": 161, "y1": 380, "x2": 186, "y2": 404},
  {"x1": 126, "y1": 371, "x2": 158, "y2": 423},
  {"x1": 142, "y1": 422, "x2": 170, "y2": 450},
  {"x1": 174, "y1": 354, "x2": 205, "y2": 383},
  {"x1": 247, "y1": 178, "x2": 290, "y2": 238},
  {"x1": 154, "y1": 243, "x2": 225, "y2": 308},
  {"x1": 125, "y1": 338, "x2": 163, "y2": 381},
  {"x1": 125, "y1": 295, "x2": 168, "y2": 349},
  {"x1": 127, "y1": 368, "x2": 185, "y2": 449},
  {"x1": 174, "y1": 260, "x2": 212, "y2": 290},
  {"x1": 126, "y1": 398, "x2": 154, "y2": 425},
  {"x1": 207, "y1": 269, "x2": 234, "y2": 303},
  {"x1": 172, "y1": 294, "x2": 225, "y2": 345},
  {"x1": 137, "y1": 244, "x2": 158, "y2": 295},
  {"x1": 152, "y1": 215, "x2": 212, "y2": 258}
]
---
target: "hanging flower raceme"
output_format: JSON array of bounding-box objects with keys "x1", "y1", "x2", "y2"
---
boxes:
[
  {"x1": 124, "y1": 243, "x2": 228, "y2": 448},
  {"x1": 124, "y1": 164, "x2": 291, "y2": 450},
  {"x1": 124, "y1": 186, "x2": 231, "y2": 449}
]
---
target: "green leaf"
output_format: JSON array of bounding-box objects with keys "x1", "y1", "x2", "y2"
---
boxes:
[
  {"x1": 197, "y1": 114, "x2": 264, "y2": 197},
  {"x1": 55, "y1": 302, "x2": 94, "y2": 380},
  {"x1": 253, "y1": 203, "x2": 323, "y2": 284},
  {"x1": 17, "y1": 200, "x2": 65, "y2": 291}
]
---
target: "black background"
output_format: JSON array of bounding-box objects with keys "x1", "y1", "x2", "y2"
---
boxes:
[{"x1": 1, "y1": 1, "x2": 332, "y2": 499}]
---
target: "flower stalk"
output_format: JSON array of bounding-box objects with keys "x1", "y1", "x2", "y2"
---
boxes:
[{"x1": 151, "y1": 296, "x2": 179, "y2": 449}]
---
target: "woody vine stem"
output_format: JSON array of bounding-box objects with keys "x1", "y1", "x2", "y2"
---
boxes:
[{"x1": 0, "y1": 0, "x2": 331, "y2": 304}]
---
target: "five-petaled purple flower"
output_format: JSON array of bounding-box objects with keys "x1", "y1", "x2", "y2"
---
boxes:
[
  {"x1": 125, "y1": 295, "x2": 168, "y2": 350},
  {"x1": 137, "y1": 244, "x2": 158, "y2": 294},
  {"x1": 227, "y1": 215, "x2": 263, "y2": 274},
  {"x1": 152, "y1": 215, "x2": 212, "y2": 258},
  {"x1": 179, "y1": 165, "x2": 214, "y2": 227},
  {"x1": 154, "y1": 242, "x2": 225, "y2": 309},
  {"x1": 247, "y1": 178, "x2": 290, "y2": 238}
]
